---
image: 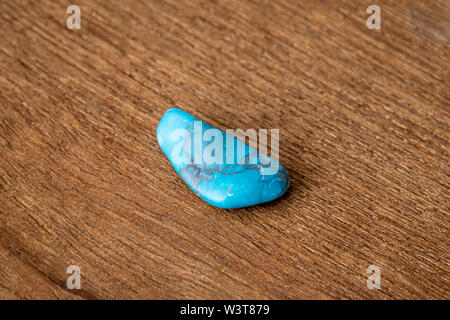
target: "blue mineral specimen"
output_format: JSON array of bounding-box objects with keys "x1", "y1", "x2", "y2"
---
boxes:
[{"x1": 156, "y1": 108, "x2": 289, "y2": 208}]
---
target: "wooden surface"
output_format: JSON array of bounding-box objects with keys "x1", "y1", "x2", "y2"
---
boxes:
[{"x1": 0, "y1": 0, "x2": 449, "y2": 299}]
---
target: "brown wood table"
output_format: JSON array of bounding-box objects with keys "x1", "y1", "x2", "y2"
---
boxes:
[{"x1": 0, "y1": 0, "x2": 448, "y2": 299}]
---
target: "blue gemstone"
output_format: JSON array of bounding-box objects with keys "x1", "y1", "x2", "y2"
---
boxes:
[{"x1": 156, "y1": 108, "x2": 290, "y2": 209}]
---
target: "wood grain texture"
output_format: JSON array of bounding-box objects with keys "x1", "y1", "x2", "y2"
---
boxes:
[{"x1": 0, "y1": 0, "x2": 448, "y2": 299}]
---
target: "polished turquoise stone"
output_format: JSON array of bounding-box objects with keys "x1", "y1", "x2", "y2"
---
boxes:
[{"x1": 156, "y1": 108, "x2": 290, "y2": 209}]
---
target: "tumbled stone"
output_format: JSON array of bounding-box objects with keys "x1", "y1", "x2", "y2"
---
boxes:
[{"x1": 156, "y1": 108, "x2": 290, "y2": 209}]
